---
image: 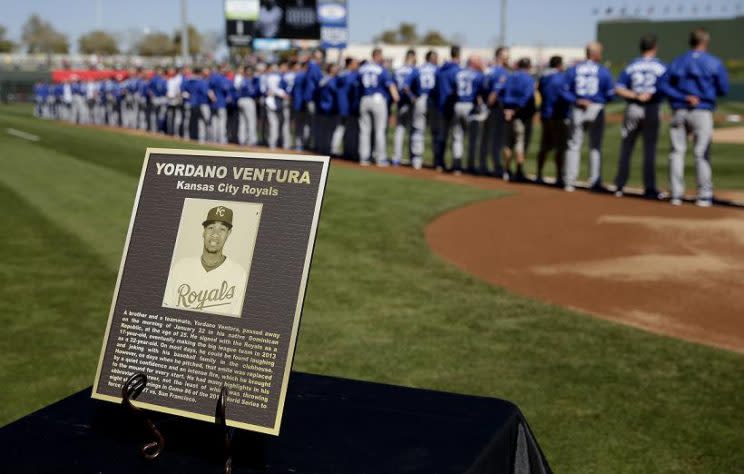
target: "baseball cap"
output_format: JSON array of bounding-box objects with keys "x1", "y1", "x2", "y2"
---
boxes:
[{"x1": 202, "y1": 206, "x2": 233, "y2": 228}]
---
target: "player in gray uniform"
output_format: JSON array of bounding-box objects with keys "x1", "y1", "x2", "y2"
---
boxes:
[
  {"x1": 612, "y1": 34, "x2": 667, "y2": 199},
  {"x1": 560, "y1": 42, "x2": 615, "y2": 191},
  {"x1": 661, "y1": 28, "x2": 729, "y2": 206},
  {"x1": 357, "y1": 48, "x2": 400, "y2": 166}
]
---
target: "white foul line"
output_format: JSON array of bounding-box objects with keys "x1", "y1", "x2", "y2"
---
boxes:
[{"x1": 6, "y1": 128, "x2": 40, "y2": 142}]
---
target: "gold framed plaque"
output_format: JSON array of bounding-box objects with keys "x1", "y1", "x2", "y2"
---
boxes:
[{"x1": 92, "y1": 148, "x2": 330, "y2": 435}]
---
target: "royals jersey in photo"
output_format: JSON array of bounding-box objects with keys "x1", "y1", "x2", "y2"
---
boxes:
[{"x1": 163, "y1": 256, "x2": 248, "y2": 317}]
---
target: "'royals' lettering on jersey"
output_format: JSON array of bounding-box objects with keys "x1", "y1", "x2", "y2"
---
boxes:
[{"x1": 163, "y1": 257, "x2": 248, "y2": 318}]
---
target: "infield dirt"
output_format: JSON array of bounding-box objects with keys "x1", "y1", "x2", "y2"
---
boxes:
[{"x1": 421, "y1": 173, "x2": 744, "y2": 354}]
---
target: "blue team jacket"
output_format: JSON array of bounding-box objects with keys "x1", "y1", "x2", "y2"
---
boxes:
[{"x1": 659, "y1": 50, "x2": 729, "y2": 110}]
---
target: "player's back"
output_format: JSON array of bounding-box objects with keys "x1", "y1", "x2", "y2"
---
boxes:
[
  {"x1": 358, "y1": 62, "x2": 388, "y2": 96},
  {"x1": 618, "y1": 57, "x2": 666, "y2": 101},
  {"x1": 665, "y1": 50, "x2": 728, "y2": 108},
  {"x1": 454, "y1": 68, "x2": 482, "y2": 103}
]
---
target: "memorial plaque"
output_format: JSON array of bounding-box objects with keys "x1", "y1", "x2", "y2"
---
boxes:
[{"x1": 92, "y1": 148, "x2": 329, "y2": 435}]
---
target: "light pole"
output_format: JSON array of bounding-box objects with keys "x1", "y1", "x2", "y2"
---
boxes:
[
  {"x1": 498, "y1": 0, "x2": 507, "y2": 46},
  {"x1": 181, "y1": 0, "x2": 190, "y2": 64}
]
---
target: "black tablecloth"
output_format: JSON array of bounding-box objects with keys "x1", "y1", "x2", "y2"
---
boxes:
[{"x1": 0, "y1": 372, "x2": 551, "y2": 473}]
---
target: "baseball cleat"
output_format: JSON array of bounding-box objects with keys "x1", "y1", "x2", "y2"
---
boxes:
[
  {"x1": 670, "y1": 198, "x2": 683, "y2": 206},
  {"x1": 564, "y1": 185, "x2": 575, "y2": 192},
  {"x1": 695, "y1": 199, "x2": 712, "y2": 208},
  {"x1": 412, "y1": 157, "x2": 423, "y2": 170},
  {"x1": 377, "y1": 160, "x2": 390, "y2": 167},
  {"x1": 359, "y1": 160, "x2": 371, "y2": 167},
  {"x1": 614, "y1": 190, "x2": 623, "y2": 197}
]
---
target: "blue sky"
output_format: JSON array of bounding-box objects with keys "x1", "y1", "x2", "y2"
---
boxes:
[{"x1": 0, "y1": 0, "x2": 739, "y2": 50}]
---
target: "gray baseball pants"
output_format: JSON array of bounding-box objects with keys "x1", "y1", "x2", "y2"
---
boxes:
[
  {"x1": 393, "y1": 102, "x2": 412, "y2": 163},
  {"x1": 410, "y1": 94, "x2": 430, "y2": 164},
  {"x1": 211, "y1": 107, "x2": 227, "y2": 144},
  {"x1": 282, "y1": 102, "x2": 292, "y2": 149},
  {"x1": 330, "y1": 116, "x2": 347, "y2": 156},
  {"x1": 614, "y1": 102, "x2": 661, "y2": 193},
  {"x1": 197, "y1": 104, "x2": 211, "y2": 144},
  {"x1": 452, "y1": 102, "x2": 478, "y2": 169},
  {"x1": 237, "y1": 97, "x2": 258, "y2": 146},
  {"x1": 266, "y1": 106, "x2": 283, "y2": 148},
  {"x1": 358, "y1": 94, "x2": 388, "y2": 164},
  {"x1": 479, "y1": 105, "x2": 506, "y2": 174},
  {"x1": 669, "y1": 108, "x2": 714, "y2": 201},
  {"x1": 564, "y1": 105, "x2": 606, "y2": 188}
]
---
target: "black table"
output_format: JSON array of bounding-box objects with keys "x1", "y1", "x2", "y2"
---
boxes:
[{"x1": 0, "y1": 372, "x2": 551, "y2": 473}]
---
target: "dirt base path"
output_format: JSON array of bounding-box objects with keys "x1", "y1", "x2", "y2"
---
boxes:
[
  {"x1": 59, "y1": 122, "x2": 744, "y2": 352},
  {"x1": 425, "y1": 180, "x2": 744, "y2": 353}
]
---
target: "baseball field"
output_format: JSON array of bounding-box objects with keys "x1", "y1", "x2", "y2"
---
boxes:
[{"x1": 2, "y1": 102, "x2": 744, "y2": 473}]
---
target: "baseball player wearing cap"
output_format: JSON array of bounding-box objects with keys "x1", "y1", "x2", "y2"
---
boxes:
[
  {"x1": 660, "y1": 28, "x2": 729, "y2": 207},
  {"x1": 356, "y1": 48, "x2": 400, "y2": 166},
  {"x1": 264, "y1": 63, "x2": 289, "y2": 149},
  {"x1": 561, "y1": 41, "x2": 615, "y2": 192},
  {"x1": 163, "y1": 206, "x2": 248, "y2": 318}
]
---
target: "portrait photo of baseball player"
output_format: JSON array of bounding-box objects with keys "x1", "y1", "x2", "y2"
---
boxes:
[{"x1": 163, "y1": 199, "x2": 262, "y2": 318}]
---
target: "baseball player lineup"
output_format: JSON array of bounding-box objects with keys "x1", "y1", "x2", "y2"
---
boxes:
[{"x1": 34, "y1": 27, "x2": 729, "y2": 206}]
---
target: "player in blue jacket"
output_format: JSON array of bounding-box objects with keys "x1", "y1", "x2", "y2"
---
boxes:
[
  {"x1": 356, "y1": 48, "x2": 399, "y2": 166},
  {"x1": 291, "y1": 62, "x2": 309, "y2": 150},
  {"x1": 191, "y1": 67, "x2": 211, "y2": 144},
  {"x1": 338, "y1": 57, "x2": 360, "y2": 161},
  {"x1": 331, "y1": 57, "x2": 359, "y2": 158},
  {"x1": 481, "y1": 47, "x2": 510, "y2": 177},
  {"x1": 659, "y1": 28, "x2": 729, "y2": 206},
  {"x1": 315, "y1": 63, "x2": 341, "y2": 155},
  {"x1": 208, "y1": 64, "x2": 231, "y2": 144},
  {"x1": 612, "y1": 34, "x2": 668, "y2": 199},
  {"x1": 500, "y1": 58, "x2": 536, "y2": 182},
  {"x1": 392, "y1": 49, "x2": 417, "y2": 166},
  {"x1": 405, "y1": 50, "x2": 438, "y2": 169},
  {"x1": 235, "y1": 65, "x2": 260, "y2": 146},
  {"x1": 304, "y1": 49, "x2": 325, "y2": 150},
  {"x1": 147, "y1": 67, "x2": 168, "y2": 132},
  {"x1": 432, "y1": 45, "x2": 462, "y2": 171},
  {"x1": 560, "y1": 41, "x2": 615, "y2": 191},
  {"x1": 536, "y1": 55, "x2": 569, "y2": 186}
]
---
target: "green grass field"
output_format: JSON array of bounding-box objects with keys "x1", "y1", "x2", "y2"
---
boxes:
[{"x1": 2, "y1": 104, "x2": 744, "y2": 473}]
